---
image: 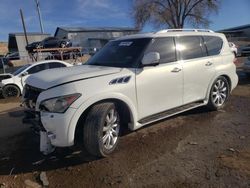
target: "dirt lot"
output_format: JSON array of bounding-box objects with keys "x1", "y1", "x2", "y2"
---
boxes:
[{"x1": 0, "y1": 71, "x2": 249, "y2": 188}]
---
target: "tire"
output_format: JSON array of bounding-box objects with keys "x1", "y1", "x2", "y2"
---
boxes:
[
  {"x1": 207, "y1": 76, "x2": 230, "y2": 111},
  {"x1": 2, "y1": 85, "x2": 20, "y2": 98},
  {"x1": 83, "y1": 102, "x2": 120, "y2": 157},
  {"x1": 60, "y1": 42, "x2": 66, "y2": 48},
  {"x1": 35, "y1": 43, "x2": 42, "y2": 49}
]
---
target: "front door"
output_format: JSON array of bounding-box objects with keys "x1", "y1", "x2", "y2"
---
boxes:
[{"x1": 136, "y1": 37, "x2": 183, "y2": 120}]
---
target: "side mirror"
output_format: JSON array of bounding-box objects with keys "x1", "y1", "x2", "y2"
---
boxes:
[
  {"x1": 21, "y1": 71, "x2": 28, "y2": 77},
  {"x1": 142, "y1": 52, "x2": 160, "y2": 66}
]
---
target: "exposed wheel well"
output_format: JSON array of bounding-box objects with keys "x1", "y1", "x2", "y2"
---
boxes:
[{"x1": 74, "y1": 99, "x2": 133, "y2": 145}]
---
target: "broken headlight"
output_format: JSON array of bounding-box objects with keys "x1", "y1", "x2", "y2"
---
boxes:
[{"x1": 40, "y1": 93, "x2": 81, "y2": 113}]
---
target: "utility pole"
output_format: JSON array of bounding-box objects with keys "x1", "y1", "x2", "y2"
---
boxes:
[
  {"x1": 35, "y1": 0, "x2": 44, "y2": 33},
  {"x1": 20, "y1": 9, "x2": 29, "y2": 46}
]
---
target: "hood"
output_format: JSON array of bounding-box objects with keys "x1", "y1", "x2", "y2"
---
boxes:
[{"x1": 25, "y1": 65, "x2": 122, "y2": 89}]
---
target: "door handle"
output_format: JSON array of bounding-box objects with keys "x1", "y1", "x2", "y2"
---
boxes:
[
  {"x1": 205, "y1": 61, "x2": 213, "y2": 66},
  {"x1": 171, "y1": 67, "x2": 182, "y2": 72}
]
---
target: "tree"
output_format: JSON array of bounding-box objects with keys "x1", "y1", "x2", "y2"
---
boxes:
[{"x1": 132, "y1": 0, "x2": 220, "y2": 29}]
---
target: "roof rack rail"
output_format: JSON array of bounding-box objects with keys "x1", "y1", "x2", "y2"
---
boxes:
[{"x1": 156, "y1": 29, "x2": 214, "y2": 33}]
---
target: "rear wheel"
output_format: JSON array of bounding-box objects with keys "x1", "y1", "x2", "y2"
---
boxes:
[
  {"x1": 2, "y1": 85, "x2": 20, "y2": 98},
  {"x1": 60, "y1": 42, "x2": 66, "y2": 48},
  {"x1": 207, "y1": 76, "x2": 229, "y2": 110},
  {"x1": 83, "y1": 102, "x2": 120, "y2": 157}
]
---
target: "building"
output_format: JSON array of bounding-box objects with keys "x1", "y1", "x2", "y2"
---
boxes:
[
  {"x1": 54, "y1": 27, "x2": 140, "y2": 50},
  {"x1": 8, "y1": 32, "x2": 50, "y2": 58},
  {"x1": 218, "y1": 24, "x2": 250, "y2": 41}
]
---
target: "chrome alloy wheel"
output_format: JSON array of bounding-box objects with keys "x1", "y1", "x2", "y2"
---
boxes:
[
  {"x1": 212, "y1": 79, "x2": 228, "y2": 107},
  {"x1": 102, "y1": 108, "x2": 120, "y2": 150}
]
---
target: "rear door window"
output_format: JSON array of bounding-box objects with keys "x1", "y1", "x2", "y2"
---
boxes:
[
  {"x1": 203, "y1": 36, "x2": 223, "y2": 56},
  {"x1": 176, "y1": 36, "x2": 207, "y2": 60},
  {"x1": 49, "y1": 62, "x2": 66, "y2": 69},
  {"x1": 144, "y1": 37, "x2": 176, "y2": 64},
  {"x1": 27, "y1": 64, "x2": 48, "y2": 74}
]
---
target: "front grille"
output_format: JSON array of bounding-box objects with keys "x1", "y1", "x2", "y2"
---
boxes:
[{"x1": 24, "y1": 84, "x2": 44, "y2": 109}]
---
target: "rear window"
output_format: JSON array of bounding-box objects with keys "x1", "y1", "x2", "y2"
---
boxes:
[
  {"x1": 203, "y1": 36, "x2": 223, "y2": 56},
  {"x1": 176, "y1": 36, "x2": 207, "y2": 60}
]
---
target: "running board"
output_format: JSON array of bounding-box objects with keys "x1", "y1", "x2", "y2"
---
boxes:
[{"x1": 139, "y1": 101, "x2": 206, "y2": 125}]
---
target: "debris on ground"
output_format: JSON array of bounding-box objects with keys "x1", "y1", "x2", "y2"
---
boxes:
[
  {"x1": 228, "y1": 148, "x2": 236, "y2": 152},
  {"x1": 9, "y1": 167, "x2": 14, "y2": 175},
  {"x1": 0, "y1": 183, "x2": 6, "y2": 188},
  {"x1": 40, "y1": 171, "x2": 49, "y2": 187},
  {"x1": 188, "y1": 141, "x2": 198, "y2": 145},
  {"x1": 24, "y1": 179, "x2": 41, "y2": 188},
  {"x1": 239, "y1": 136, "x2": 246, "y2": 140}
]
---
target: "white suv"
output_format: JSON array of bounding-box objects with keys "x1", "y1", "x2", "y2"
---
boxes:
[{"x1": 23, "y1": 29, "x2": 238, "y2": 157}]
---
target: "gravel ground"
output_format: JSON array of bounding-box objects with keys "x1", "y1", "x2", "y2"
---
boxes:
[{"x1": 0, "y1": 71, "x2": 249, "y2": 188}]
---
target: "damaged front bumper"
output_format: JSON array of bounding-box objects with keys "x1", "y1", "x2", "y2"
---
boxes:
[{"x1": 23, "y1": 109, "x2": 55, "y2": 155}]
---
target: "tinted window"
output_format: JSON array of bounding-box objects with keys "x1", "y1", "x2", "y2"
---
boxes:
[
  {"x1": 203, "y1": 36, "x2": 223, "y2": 56},
  {"x1": 176, "y1": 36, "x2": 207, "y2": 60},
  {"x1": 87, "y1": 38, "x2": 152, "y2": 68},
  {"x1": 27, "y1": 64, "x2": 48, "y2": 74},
  {"x1": 12, "y1": 64, "x2": 31, "y2": 76},
  {"x1": 49, "y1": 62, "x2": 66, "y2": 68},
  {"x1": 144, "y1": 37, "x2": 176, "y2": 64}
]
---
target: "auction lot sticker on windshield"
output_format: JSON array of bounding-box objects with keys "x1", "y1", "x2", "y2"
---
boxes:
[{"x1": 119, "y1": 41, "x2": 133, "y2": 46}]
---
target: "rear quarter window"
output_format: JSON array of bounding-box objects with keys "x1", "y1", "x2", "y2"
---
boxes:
[{"x1": 203, "y1": 36, "x2": 223, "y2": 56}]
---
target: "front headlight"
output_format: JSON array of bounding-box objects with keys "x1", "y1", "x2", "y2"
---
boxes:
[{"x1": 40, "y1": 93, "x2": 81, "y2": 113}]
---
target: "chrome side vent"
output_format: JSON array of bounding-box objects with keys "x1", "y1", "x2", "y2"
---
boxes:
[{"x1": 109, "y1": 76, "x2": 131, "y2": 85}]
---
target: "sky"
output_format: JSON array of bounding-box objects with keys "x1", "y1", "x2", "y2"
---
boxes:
[{"x1": 0, "y1": 0, "x2": 249, "y2": 41}]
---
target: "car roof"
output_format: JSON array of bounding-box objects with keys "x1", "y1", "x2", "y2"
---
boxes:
[{"x1": 117, "y1": 29, "x2": 225, "y2": 40}]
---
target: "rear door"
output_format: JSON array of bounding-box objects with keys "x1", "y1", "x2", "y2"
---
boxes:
[
  {"x1": 176, "y1": 35, "x2": 216, "y2": 104},
  {"x1": 136, "y1": 37, "x2": 183, "y2": 119}
]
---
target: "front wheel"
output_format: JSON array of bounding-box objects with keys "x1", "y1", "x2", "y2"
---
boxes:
[
  {"x1": 207, "y1": 76, "x2": 230, "y2": 111},
  {"x1": 83, "y1": 102, "x2": 120, "y2": 157},
  {"x1": 2, "y1": 85, "x2": 20, "y2": 98}
]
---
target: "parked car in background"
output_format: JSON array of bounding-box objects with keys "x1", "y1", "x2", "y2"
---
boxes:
[
  {"x1": 0, "y1": 52, "x2": 20, "y2": 68},
  {"x1": 22, "y1": 29, "x2": 238, "y2": 157},
  {"x1": 26, "y1": 37, "x2": 72, "y2": 53},
  {"x1": 239, "y1": 44, "x2": 250, "y2": 57},
  {"x1": 0, "y1": 60, "x2": 72, "y2": 98},
  {"x1": 26, "y1": 41, "x2": 42, "y2": 53},
  {"x1": 228, "y1": 42, "x2": 238, "y2": 57},
  {"x1": 242, "y1": 57, "x2": 250, "y2": 77}
]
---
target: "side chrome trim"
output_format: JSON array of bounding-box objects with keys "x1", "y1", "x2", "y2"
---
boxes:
[{"x1": 139, "y1": 101, "x2": 206, "y2": 125}]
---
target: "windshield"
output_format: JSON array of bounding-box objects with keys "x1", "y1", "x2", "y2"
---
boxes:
[
  {"x1": 12, "y1": 64, "x2": 31, "y2": 76},
  {"x1": 86, "y1": 38, "x2": 152, "y2": 68}
]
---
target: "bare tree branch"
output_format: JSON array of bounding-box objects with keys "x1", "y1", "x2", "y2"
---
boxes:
[{"x1": 132, "y1": 0, "x2": 220, "y2": 29}]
